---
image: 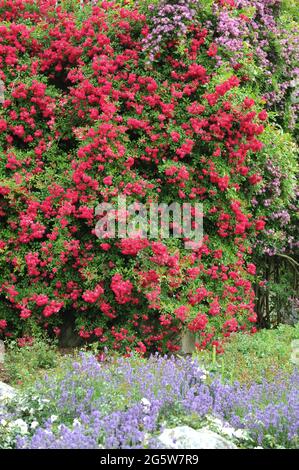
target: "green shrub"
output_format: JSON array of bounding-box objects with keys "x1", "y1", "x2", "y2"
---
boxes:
[{"x1": 4, "y1": 336, "x2": 59, "y2": 387}]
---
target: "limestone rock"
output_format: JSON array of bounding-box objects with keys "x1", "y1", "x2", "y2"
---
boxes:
[
  {"x1": 158, "y1": 425, "x2": 238, "y2": 449},
  {"x1": 0, "y1": 381, "x2": 16, "y2": 402}
]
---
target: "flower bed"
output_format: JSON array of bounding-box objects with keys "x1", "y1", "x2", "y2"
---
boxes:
[{"x1": 0, "y1": 353, "x2": 298, "y2": 449}]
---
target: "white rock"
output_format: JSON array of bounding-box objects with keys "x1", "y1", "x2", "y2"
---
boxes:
[
  {"x1": 0, "y1": 381, "x2": 16, "y2": 401},
  {"x1": 158, "y1": 426, "x2": 238, "y2": 449},
  {"x1": 206, "y1": 415, "x2": 249, "y2": 440}
]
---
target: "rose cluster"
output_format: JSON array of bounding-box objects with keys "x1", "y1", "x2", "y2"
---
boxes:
[{"x1": 0, "y1": 0, "x2": 294, "y2": 353}]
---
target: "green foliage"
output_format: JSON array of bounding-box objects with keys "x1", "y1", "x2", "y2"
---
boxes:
[
  {"x1": 4, "y1": 336, "x2": 59, "y2": 387},
  {"x1": 195, "y1": 324, "x2": 299, "y2": 385}
]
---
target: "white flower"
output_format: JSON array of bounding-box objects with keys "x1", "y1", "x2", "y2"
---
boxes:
[
  {"x1": 233, "y1": 429, "x2": 249, "y2": 439},
  {"x1": 206, "y1": 415, "x2": 223, "y2": 427},
  {"x1": 10, "y1": 419, "x2": 28, "y2": 434},
  {"x1": 193, "y1": 363, "x2": 209, "y2": 379},
  {"x1": 225, "y1": 427, "x2": 236, "y2": 437},
  {"x1": 50, "y1": 415, "x2": 58, "y2": 423},
  {"x1": 73, "y1": 418, "x2": 81, "y2": 427},
  {"x1": 30, "y1": 421, "x2": 39, "y2": 430},
  {"x1": 141, "y1": 397, "x2": 151, "y2": 413},
  {"x1": 0, "y1": 419, "x2": 7, "y2": 426}
]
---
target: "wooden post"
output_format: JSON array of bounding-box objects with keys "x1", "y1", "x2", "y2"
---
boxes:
[
  {"x1": 0, "y1": 340, "x2": 4, "y2": 364},
  {"x1": 181, "y1": 329, "x2": 196, "y2": 354},
  {"x1": 0, "y1": 79, "x2": 4, "y2": 105}
]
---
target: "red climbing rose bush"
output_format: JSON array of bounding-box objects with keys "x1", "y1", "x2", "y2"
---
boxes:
[{"x1": 0, "y1": 0, "x2": 269, "y2": 353}]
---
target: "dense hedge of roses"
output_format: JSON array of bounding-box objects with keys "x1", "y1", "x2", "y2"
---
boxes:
[{"x1": 0, "y1": 0, "x2": 295, "y2": 353}]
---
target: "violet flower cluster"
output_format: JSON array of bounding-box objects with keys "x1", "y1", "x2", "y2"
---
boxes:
[
  {"x1": 143, "y1": 1, "x2": 298, "y2": 125},
  {"x1": 1, "y1": 353, "x2": 297, "y2": 449},
  {"x1": 252, "y1": 154, "x2": 298, "y2": 257},
  {"x1": 142, "y1": 0, "x2": 198, "y2": 61},
  {"x1": 213, "y1": 0, "x2": 299, "y2": 128}
]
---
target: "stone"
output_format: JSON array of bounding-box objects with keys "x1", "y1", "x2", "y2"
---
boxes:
[
  {"x1": 0, "y1": 340, "x2": 4, "y2": 363},
  {"x1": 158, "y1": 426, "x2": 238, "y2": 449},
  {"x1": 0, "y1": 381, "x2": 16, "y2": 402}
]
